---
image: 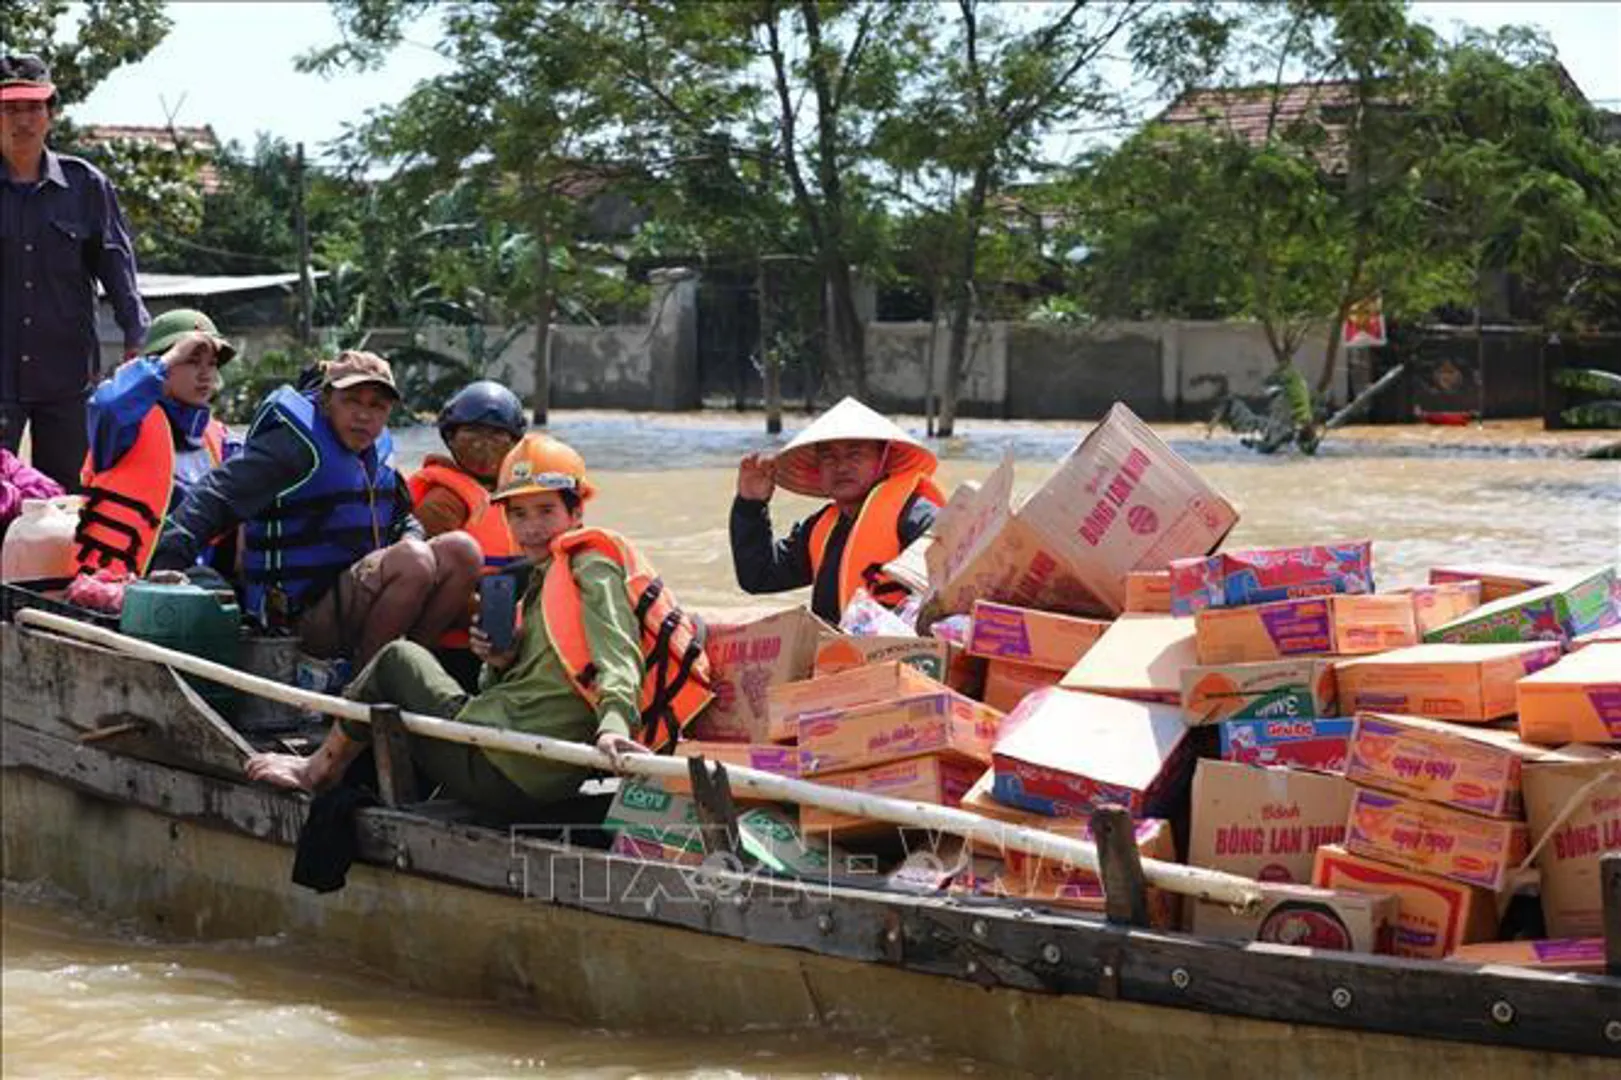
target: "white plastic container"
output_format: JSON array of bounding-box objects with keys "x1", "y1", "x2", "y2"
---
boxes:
[{"x1": 1, "y1": 496, "x2": 84, "y2": 582}]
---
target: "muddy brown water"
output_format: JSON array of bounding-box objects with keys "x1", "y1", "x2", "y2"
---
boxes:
[{"x1": 5, "y1": 412, "x2": 1618, "y2": 1077}]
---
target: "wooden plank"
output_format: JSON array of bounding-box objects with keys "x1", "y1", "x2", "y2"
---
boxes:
[
  {"x1": 6, "y1": 720, "x2": 1620, "y2": 1059},
  {"x1": 688, "y1": 756, "x2": 742, "y2": 861},
  {"x1": 1605, "y1": 853, "x2": 1621, "y2": 979},
  {"x1": 1091, "y1": 804, "x2": 1150, "y2": 928},
  {"x1": 370, "y1": 704, "x2": 419, "y2": 808}
]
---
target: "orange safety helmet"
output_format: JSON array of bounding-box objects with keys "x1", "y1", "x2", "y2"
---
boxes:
[{"x1": 491, "y1": 433, "x2": 597, "y2": 503}]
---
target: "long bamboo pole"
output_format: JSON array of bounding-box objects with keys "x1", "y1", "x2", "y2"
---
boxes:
[{"x1": 14, "y1": 609, "x2": 1262, "y2": 910}]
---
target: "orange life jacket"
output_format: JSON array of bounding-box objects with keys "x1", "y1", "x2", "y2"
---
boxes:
[
  {"x1": 808, "y1": 469, "x2": 944, "y2": 614},
  {"x1": 74, "y1": 408, "x2": 227, "y2": 576},
  {"x1": 540, "y1": 527, "x2": 713, "y2": 753},
  {"x1": 408, "y1": 457, "x2": 518, "y2": 649}
]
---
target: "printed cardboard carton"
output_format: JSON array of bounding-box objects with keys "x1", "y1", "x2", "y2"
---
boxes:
[
  {"x1": 1125, "y1": 570, "x2": 1172, "y2": 613},
  {"x1": 1194, "y1": 594, "x2": 1417, "y2": 664},
  {"x1": 1522, "y1": 745, "x2": 1621, "y2": 937},
  {"x1": 1345, "y1": 787, "x2": 1530, "y2": 891},
  {"x1": 767, "y1": 661, "x2": 947, "y2": 744},
  {"x1": 814, "y1": 634, "x2": 954, "y2": 682},
  {"x1": 1189, "y1": 760, "x2": 1352, "y2": 884},
  {"x1": 691, "y1": 606, "x2": 822, "y2": 742},
  {"x1": 1428, "y1": 563, "x2": 1559, "y2": 603},
  {"x1": 1517, "y1": 644, "x2": 1621, "y2": 745},
  {"x1": 1001, "y1": 817, "x2": 1180, "y2": 927},
  {"x1": 800, "y1": 753, "x2": 985, "y2": 839},
  {"x1": 991, "y1": 688, "x2": 1193, "y2": 818},
  {"x1": 1447, "y1": 938, "x2": 1606, "y2": 973},
  {"x1": 797, "y1": 689, "x2": 1004, "y2": 776},
  {"x1": 1060, "y1": 614, "x2": 1198, "y2": 704},
  {"x1": 1425, "y1": 566, "x2": 1619, "y2": 646},
  {"x1": 1169, "y1": 541, "x2": 1374, "y2": 615},
  {"x1": 1570, "y1": 624, "x2": 1621, "y2": 651},
  {"x1": 1335, "y1": 641, "x2": 1564, "y2": 723},
  {"x1": 666, "y1": 742, "x2": 801, "y2": 799},
  {"x1": 1313, "y1": 844, "x2": 1499, "y2": 959},
  {"x1": 1345, "y1": 712, "x2": 1548, "y2": 819},
  {"x1": 1190, "y1": 884, "x2": 1396, "y2": 954},
  {"x1": 1391, "y1": 580, "x2": 1483, "y2": 635},
  {"x1": 1180, "y1": 658, "x2": 1338, "y2": 725},
  {"x1": 925, "y1": 405, "x2": 1239, "y2": 618},
  {"x1": 967, "y1": 600, "x2": 1109, "y2": 671},
  {"x1": 982, "y1": 658, "x2": 1064, "y2": 714},
  {"x1": 1218, "y1": 717, "x2": 1354, "y2": 772},
  {"x1": 1186, "y1": 655, "x2": 1335, "y2": 723}
]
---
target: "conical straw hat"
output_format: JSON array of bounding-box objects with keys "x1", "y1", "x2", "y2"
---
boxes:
[{"x1": 774, "y1": 397, "x2": 938, "y2": 498}]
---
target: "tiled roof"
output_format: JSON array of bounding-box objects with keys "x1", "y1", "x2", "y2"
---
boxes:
[
  {"x1": 1155, "y1": 81, "x2": 1358, "y2": 173},
  {"x1": 76, "y1": 124, "x2": 224, "y2": 194}
]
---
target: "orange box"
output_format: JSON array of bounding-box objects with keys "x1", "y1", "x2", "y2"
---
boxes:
[
  {"x1": 814, "y1": 634, "x2": 952, "y2": 681},
  {"x1": 966, "y1": 600, "x2": 1110, "y2": 671},
  {"x1": 1188, "y1": 760, "x2": 1352, "y2": 885},
  {"x1": 1335, "y1": 641, "x2": 1564, "y2": 722},
  {"x1": 1428, "y1": 563, "x2": 1558, "y2": 603},
  {"x1": 666, "y1": 742, "x2": 800, "y2": 798},
  {"x1": 1190, "y1": 883, "x2": 1396, "y2": 953},
  {"x1": 799, "y1": 753, "x2": 984, "y2": 839},
  {"x1": 1516, "y1": 644, "x2": 1621, "y2": 745},
  {"x1": 692, "y1": 606, "x2": 822, "y2": 742},
  {"x1": 1391, "y1": 581, "x2": 1483, "y2": 635},
  {"x1": 1344, "y1": 713, "x2": 1547, "y2": 819},
  {"x1": 1194, "y1": 594, "x2": 1417, "y2": 665},
  {"x1": 1001, "y1": 817, "x2": 1179, "y2": 928},
  {"x1": 1522, "y1": 745, "x2": 1621, "y2": 937},
  {"x1": 1125, "y1": 570, "x2": 1172, "y2": 613},
  {"x1": 1179, "y1": 658, "x2": 1337, "y2": 725},
  {"x1": 1061, "y1": 614, "x2": 1197, "y2": 704},
  {"x1": 767, "y1": 661, "x2": 947, "y2": 744},
  {"x1": 797, "y1": 690, "x2": 1003, "y2": 776},
  {"x1": 1345, "y1": 787, "x2": 1530, "y2": 891},
  {"x1": 1447, "y1": 938, "x2": 1606, "y2": 973},
  {"x1": 982, "y1": 658, "x2": 1063, "y2": 713},
  {"x1": 1312, "y1": 844, "x2": 1499, "y2": 959}
]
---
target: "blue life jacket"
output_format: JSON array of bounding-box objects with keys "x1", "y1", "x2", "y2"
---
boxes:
[{"x1": 241, "y1": 386, "x2": 402, "y2": 624}]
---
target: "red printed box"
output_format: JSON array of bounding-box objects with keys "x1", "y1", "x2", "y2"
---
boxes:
[
  {"x1": 1345, "y1": 787, "x2": 1530, "y2": 891},
  {"x1": 1344, "y1": 712, "x2": 1546, "y2": 819},
  {"x1": 1194, "y1": 594, "x2": 1417, "y2": 665},
  {"x1": 1313, "y1": 844, "x2": 1498, "y2": 959},
  {"x1": 1169, "y1": 541, "x2": 1374, "y2": 615},
  {"x1": 797, "y1": 690, "x2": 1003, "y2": 776},
  {"x1": 966, "y1": 600, "x2": 1109, "y2": 671}
]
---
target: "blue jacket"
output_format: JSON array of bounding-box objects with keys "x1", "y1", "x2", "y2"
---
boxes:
[{"x1": 85, "y1": 356, "x2": 242, "y2": 510}]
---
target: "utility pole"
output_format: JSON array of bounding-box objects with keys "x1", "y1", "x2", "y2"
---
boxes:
[{"x1": 294, "y1": 142, "x2": 313, "y2": 349}]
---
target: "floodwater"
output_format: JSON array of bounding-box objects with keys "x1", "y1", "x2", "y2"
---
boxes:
[{"x1": 4, "y1": 411, "x2": 1619, "y2": 1078}]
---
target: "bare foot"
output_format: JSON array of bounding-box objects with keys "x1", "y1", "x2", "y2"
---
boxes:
[{"x1": 245, "y1": 752, "x2": 318, "y2": 791}]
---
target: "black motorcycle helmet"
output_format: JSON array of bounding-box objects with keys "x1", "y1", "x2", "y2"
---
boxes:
[{"x1": 438, "y1": 381, "x2": 526, "y2": 443}]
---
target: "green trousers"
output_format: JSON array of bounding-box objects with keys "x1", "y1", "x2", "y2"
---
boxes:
[{"x1": 342, "y1": 640, "x2": 588, "y2": 821}]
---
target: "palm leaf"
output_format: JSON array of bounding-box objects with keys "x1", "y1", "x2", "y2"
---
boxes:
[
  {"x1": 1552, "y1": 368, "x2": 1621, "y2": 396},
  {"x1": 1559, "y1": 401, "x2": 1621, "y2": 429}
]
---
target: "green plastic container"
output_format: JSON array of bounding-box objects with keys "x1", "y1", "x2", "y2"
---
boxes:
[{"x1": 119, "y1": 582, "x2": 244, "y2": 717}]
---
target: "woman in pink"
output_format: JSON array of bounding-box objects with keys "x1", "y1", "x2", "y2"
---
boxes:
[{"x1": 0, "y1": 448, "x2": 65, "y2": 543}]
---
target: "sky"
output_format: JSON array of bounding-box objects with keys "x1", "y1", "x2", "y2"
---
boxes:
[{"x1": 66, "y1": 0, "x2": 1621, "y2": 162}]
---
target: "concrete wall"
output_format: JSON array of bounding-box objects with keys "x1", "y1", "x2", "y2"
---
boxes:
[
  {"x1": 1168, "y1": 319, "x2": 1337, "y2": 417},
  {"x1": 1007, "y1": 322, "x2": 1165, "y2": 420},
  {"x1": 864, "y1": 322, "x2": 1005, "y2": 413}
]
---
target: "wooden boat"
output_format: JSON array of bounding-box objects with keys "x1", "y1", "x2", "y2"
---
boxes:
[{"x1": 3, "y1": 609, "x2": 1618, "y2": 1077}]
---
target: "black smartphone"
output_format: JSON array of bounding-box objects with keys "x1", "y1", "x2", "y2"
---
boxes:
[{"x1": 478, "y1": 574, "x2": 520, "y2": 653}]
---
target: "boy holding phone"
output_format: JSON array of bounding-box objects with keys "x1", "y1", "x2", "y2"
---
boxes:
[{"x1": 246, "y1": 434, "x2": 710, "y2": 820}]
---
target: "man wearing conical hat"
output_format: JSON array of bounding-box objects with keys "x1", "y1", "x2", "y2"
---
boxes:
[{"x1": 731, "y1": 397, "x2": 943, "y2": 624}]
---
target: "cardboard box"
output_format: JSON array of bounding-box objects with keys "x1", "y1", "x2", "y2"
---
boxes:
[
  {"x1": 1169, "y1": 541, "x2": 1374, "y2": 615},
  {"x1": 1002, "y1": 817, "x2": 1180, "y2": 927},
  {"x1": 1190, "y1": 884, "x2": 1396, "y2": 954},
  {"x1": 1125, "y1": 570, "x2": 1172, "y2": 613},
  {"x1": 1517, "y1": 644, "x2": 1621, "y2": 745},
  {"x1": 800, "y1": 753, "x2": 984, "y2": 839},
  {"x1": 1345, "y1": 713, "x2": 1547, "y2": 819},
  {"x1": 982, "y1": 658, "x2": 1064, "y2": 714},
  {"x1": 1180, "y1": 658, "x2": 1338, "y2": 725},
  {"x1": 797, "y1": 690, "x2": 1003, "y2": 776},
  {"x1": 1571, "y1": 624, "x2": 1621, "y2": 650},
  {"x1": 666, "y1": 742, "x2": 800, "y2": 798},
  {"x1": 1522, "y1": 745, "x2": 1621, "y2": 937},
  {"x1": 924, "y1": 405, "x2": 1239, "y2": 618},
  {"x1": 1335, "y1": 641, "x2": 1564, "y2": 723},
  {"x1": 1428, "y1": 563, "x2": 1559, "y2": 603},
  {"x1": 1392, "y1": 581, "x2": 1483, "y2": 635},
  {"x1": 768, "y1": 660, "x2": 947, "y2": 744},
  {"x1": 1218, "y1": 717, "x2": 1354, "y2": 772},
  {"x1": 1060, "y1": 614, "x2": 1198, "y2": 704},
  {"x1": 1425, "y1": 566, "x2": 1619, "y2": 646},
  {"x1": 1447, "y1": 938, "x2": 1606, "y2": 973},
  {"x1": 1345, "y1": 787, "x2": 1530, "y2": 891},
  {"x1": 1313, "y1": 844, "x2": 1499, "y2": 959},
  {"x1": 1189, "y1": 760, "x2": 1352, "y2": 884},
  {"x1": 691, "y1": 606, "x2": 821, "y2": 742},
  {"x1": 1194, "y1": 594, "x2": 1417, "y2": 665},
  {"x1": 991, "y1": 689, "x2": 1194, "y2": 818},
  {"x1": 814, "y1": 633, "x2": 957, "y2": 685},
  {"x1": 966, "y1": 600, "x2": 1109, "y2": 671}
]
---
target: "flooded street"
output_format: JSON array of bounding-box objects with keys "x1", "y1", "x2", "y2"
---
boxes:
[{"x1": 4, "y1": 411, "x2": 1618, "y2": 1077}]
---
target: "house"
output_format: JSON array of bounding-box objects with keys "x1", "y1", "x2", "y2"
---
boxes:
[
  {"x1": 95, "y1": 271, "x2": 324, "y2": 370},
  {"x1": 73, "y1": 123, "x2": 224, "y2": 195}
]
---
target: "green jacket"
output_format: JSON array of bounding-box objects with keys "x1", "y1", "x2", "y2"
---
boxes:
[{"x1": 457, "y1": 551, "x2": 643, "y2": 799}]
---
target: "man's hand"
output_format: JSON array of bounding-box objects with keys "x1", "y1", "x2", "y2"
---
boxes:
[
  {"x1": 469, "y1": 623, "x2": 518, "y2": 671},
  {"x1": 161, "y1": 332, "x2": 219, "y2": 373},
  {"x1": 736, "y1": 452, "x2": 777, "y2": 502},
  {"x1": 595, "y1": 730, "x2": 650, "y2": 772}
]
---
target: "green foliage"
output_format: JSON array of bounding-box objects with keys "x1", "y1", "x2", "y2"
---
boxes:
[
  {"x1": 214, "y1": 349, "x2": 307, "y2": 425},
  {"x1": 1553, "y1": 368, "x2": 1621, "y2": 430}
]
